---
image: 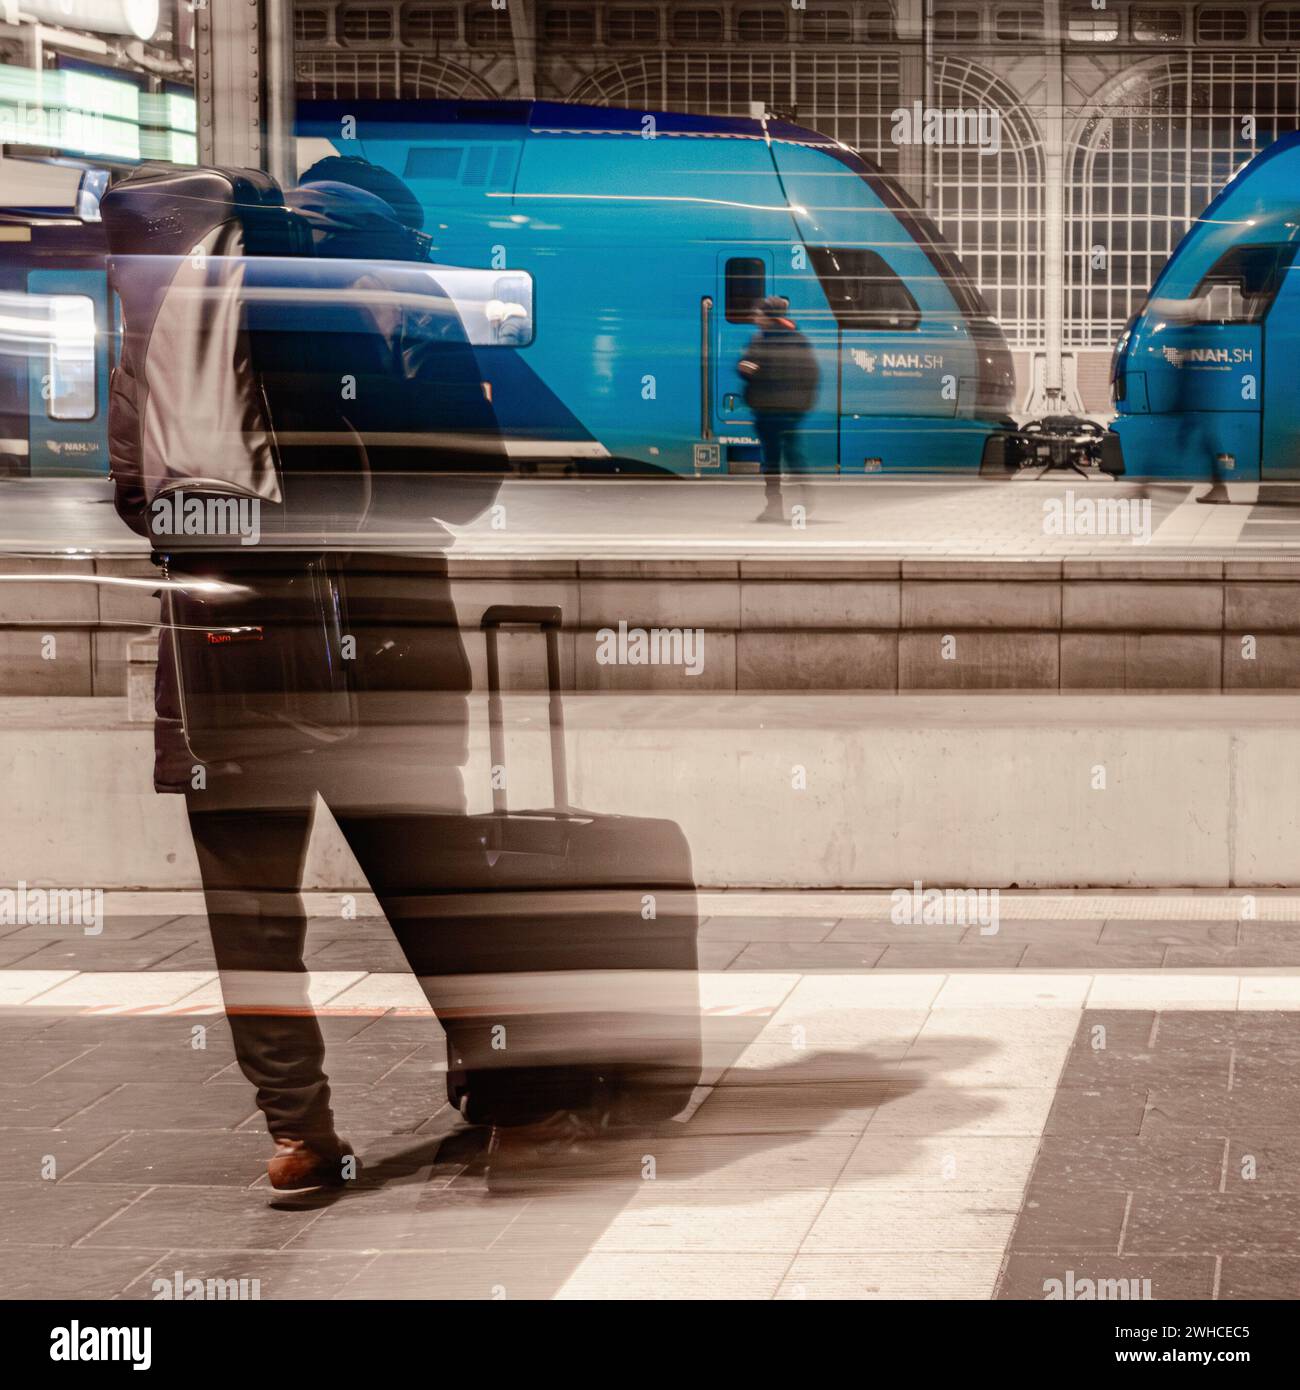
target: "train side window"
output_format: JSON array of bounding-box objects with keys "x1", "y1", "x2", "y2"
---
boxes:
[
  {"x1": 725, "y1": 257, "x2": 766, "y2": 323},
  {"x1": 426, "y1": 268, "x2": 535, "y2": 346},
  {"x1": 46, "y1": 295, "x2": 97, "y2": 422},
  {"x1": 1191, "y1": 244, "x2": 1300, "y2": 324},
  {"x1": 808, "y1": 247, "x2": 921, "y2": 331}
]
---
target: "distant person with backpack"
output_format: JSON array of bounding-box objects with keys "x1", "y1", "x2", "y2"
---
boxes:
[{"x1": 737, "y1": 295, "x2": 820, "y2": 522}]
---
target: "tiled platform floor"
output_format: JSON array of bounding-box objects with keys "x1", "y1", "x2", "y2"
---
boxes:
[
  {"x1": 4, "y1": 895, "x2": 1300, "y2": 1300},
  {"x1": 0, "y1": 475, "x2": 1280, "y2": 559},
  {"x1": 996, "y1": 1009, "x2": 1300, "y2": 1301}
]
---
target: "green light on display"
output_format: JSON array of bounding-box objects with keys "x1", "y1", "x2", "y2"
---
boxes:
[
  {"x1": 153, "y1": 92, "x2": 197, "y2": 135},
  {"x1": 0, "y1": 63, "x2": 196, "y2": 164}
]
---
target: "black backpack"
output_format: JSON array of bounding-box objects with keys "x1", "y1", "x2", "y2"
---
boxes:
[{"x1": 104, "y1": 166, "x2": 357, "y2": 763}]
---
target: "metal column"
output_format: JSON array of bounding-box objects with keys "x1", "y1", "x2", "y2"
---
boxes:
[
  {"x1": 263, "y1": 0, "x2": 297, "y2": 187},
  {"x1": 1037, "y1": 0, "x2": 1069, "y2": 412},
  {"x1": 895, "y1": 0, "x2": 928, "y2": 206},
  {"x1": 511, "y1": 0, "x2": 537, "y2": 101},
  {"x1": 194, "y1": 0, "x2": 294, "y2": 181}
]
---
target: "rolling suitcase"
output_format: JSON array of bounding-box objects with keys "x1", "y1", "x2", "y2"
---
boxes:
[{"x1": 347, "y1": 605, "x2": 702, "y2": 1128}]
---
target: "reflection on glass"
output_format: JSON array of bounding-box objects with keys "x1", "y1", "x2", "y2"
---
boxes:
[
  {"x1": 46, "y1": 294, "x2": 96, "y2": 421},
  {"x1": 430, "y1": 268, "x2": 535, "y2": 346}
]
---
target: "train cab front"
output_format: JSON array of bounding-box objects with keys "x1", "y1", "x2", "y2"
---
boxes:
[
  {"x1": 1106, "y1": 132, "x2": 1300, "y2": 485},
  {"x1": 969, "y1": 313, "x2": 1020, "y2": 473},
  {"x1": 1109, "y1": 298, "x2": 1262, "y2": 487},
  {"x1": 1108, "y1": 245, "x2": 1297, "y2": 484},
  {"x1": 1101, "y1": 316, "x2": 1141, "y2": 479}
]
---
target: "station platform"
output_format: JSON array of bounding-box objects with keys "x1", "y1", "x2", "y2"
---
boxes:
[
  {"x1": 5, "y1": 476, "x2": 1300, "y2": 700},
  {"x1": 0, "y1": 474, "x2": 1276, "y2": 561},
  {"x1": 1, "y1": 891, "x2": 1297, "y2": 1301},
  {"x1": 4, "y1": 477, "x2": 1300, "y2": 1301}
]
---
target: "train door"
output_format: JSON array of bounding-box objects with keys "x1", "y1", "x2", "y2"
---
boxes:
[
  {"x1": 709, "y1": 250, "x2": 839, "y2": 474},
  {"x1": 1261, "y1": 252, "x2": 1300, "y2": 479},
  {"x1": 26, "y1": 268, "x2": 110, "y2": 476},
  {"x1": 819, "y1": 246, "x2": 957, "y2": 473},
  {"x1": 707, "y1": 251, "x2": 772, "y2": 471}
]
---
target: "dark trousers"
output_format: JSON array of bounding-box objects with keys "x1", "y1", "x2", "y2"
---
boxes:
[
  {"x1": 185, "y1": 790, "x2": 703, "y2": 1137},
  {"x1": 755, "y1": 412, "x2": 807, "y2": 492},
  {"x1": 178, "y1": 554, "x2": 471, "y2": 1141},
  {"x1": 187, "y1": 793, "x2": 473, "y2": 1141}
]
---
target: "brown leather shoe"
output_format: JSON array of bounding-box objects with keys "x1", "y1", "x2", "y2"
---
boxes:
[{"x1": 267, "y1": 1135, "x2": 354, "y2": 1191}]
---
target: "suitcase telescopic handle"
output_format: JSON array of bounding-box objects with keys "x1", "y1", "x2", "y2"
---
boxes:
[{"x1": 480, "y1": 605, "x2": 568, "y2": 813}]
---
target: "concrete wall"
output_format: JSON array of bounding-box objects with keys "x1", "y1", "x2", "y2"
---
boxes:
[
  {"x1": 11, "y1": 556, "x2": 1300, "y2": 699},
  {"x1": 0, "y1": 556, "x2": 157, "y2": 697},
  {"x1": 4, "y1": 693, "x2": 1299, "y2": 890}
]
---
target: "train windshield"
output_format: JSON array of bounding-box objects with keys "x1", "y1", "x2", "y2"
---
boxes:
[
  {"x1": 840, "y1": 156, "x2": 1014, "y2": 411},
  {"x1": 806, "y1": 246, "x2": 921, "y2": 331},
  {"x1": 854, "y1": 166, "x2": 990, "y2": 322},
  {"x1": 1188, "y1": 244, "x2": 1299, "y2": 323},
  {"x1": 795, "y1": 131, "x2": 992, "y2": 322},
  {"x1": 1147, "y1": 242, "x2": 1300, "y2": 326}
]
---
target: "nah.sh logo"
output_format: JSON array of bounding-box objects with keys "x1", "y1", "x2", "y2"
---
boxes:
[{"x1": 1163, "y1": 345, "x2": 1253, "y2": 367}]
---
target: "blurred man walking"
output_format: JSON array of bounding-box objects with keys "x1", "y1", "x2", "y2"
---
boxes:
[{"x1": 737, "y1": 294, "x2": 820, "y2": 523}]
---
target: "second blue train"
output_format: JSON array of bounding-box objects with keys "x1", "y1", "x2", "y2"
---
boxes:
[
  {"x1": 1109, "y1": 130, "x2": 1300, "y2": 484},
  {"x1": 295, "y1": 99, "x2": 1018, "y2": 477}
]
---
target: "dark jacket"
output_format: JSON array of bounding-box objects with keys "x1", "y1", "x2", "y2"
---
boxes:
[
  {"x1": 738, "y1": 320, "x2": 820, "y2": 415},
  {"x1": 108, "y1": 177, "x2": 505, "y2": 792}
]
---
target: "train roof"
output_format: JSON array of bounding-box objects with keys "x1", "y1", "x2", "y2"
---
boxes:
[
  {"x1": 1144, "y1": 129, "x2": 1300, "y2": 300},
  {"x1": 1196, "y1": 128, "x2": 1300, "y2": 217},
  {"x1": 298, "y1": 98, "x2": 843, "y2": 153},
  {"x1": 1233, "y1": 127, "x2": 1300, "y2": 172}
]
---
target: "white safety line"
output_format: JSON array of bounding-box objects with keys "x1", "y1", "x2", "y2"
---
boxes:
[
  {"x1": 556, "y1": 981, "x2": 1082, "y2": 1299},
  {"x1": 6, "y1": 967, "x2": 1300, "y2": 1016},
  {"x1": 91, "y1": 889, "x2": 1300, "y2": 920}
]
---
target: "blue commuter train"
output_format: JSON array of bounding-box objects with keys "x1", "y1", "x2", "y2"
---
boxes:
[
  {"x1": 0, "y1": 197, "x2": 112, "y2": 478},
  {"x1": 295, "y1": 100, "x2": 1018, "y2": 477},
  {"x1": 1, "y1": 101, "x2": 1019, "y2": 480},
  {"x1": 1109, "y1": 131, "x2": 1300, "y2": 484}
]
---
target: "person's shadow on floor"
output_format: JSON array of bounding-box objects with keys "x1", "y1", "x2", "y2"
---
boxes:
[{"x1": 271, "y1": 1034, "x2": 1003, "y2": 1211}]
